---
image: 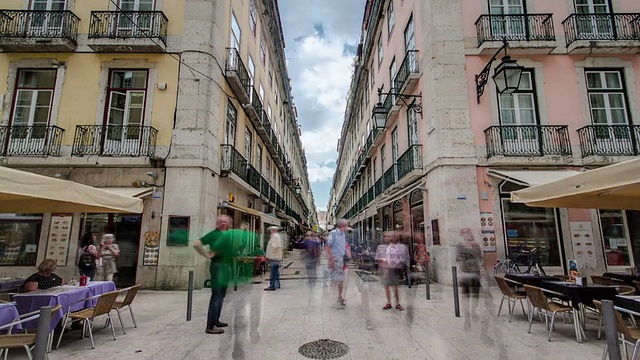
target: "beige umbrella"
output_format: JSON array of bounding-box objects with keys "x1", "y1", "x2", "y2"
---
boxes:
[
  {"x1": 510, "y1": 158, "x2": 640, "y2": 210},
  {"x1": 0, "y1": 166, "x2": 143, "y2": 213}
]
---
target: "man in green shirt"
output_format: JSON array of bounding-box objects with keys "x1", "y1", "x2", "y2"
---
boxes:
[{"x1": 194, "y1": 215, "x2": 232, "y2": 334}]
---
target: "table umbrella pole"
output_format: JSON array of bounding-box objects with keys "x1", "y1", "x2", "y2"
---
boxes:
[
  {"x1": 187, "y1": 270, "x2": 194, "y2": 322},
  {"x1": 33, "y1": 306, "x2": 52, "y2": 360},
  {"x1": 452, "y1": 266, "x2": 460, "y2": 318},
  {"x1": 602, "y1": 300, "x2": 622, "y2": 360}
]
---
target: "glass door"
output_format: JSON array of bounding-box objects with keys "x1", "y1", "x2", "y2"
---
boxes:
[
  {"x1": 29, "y1": 0, "x2": 67, "y2": 36},
  {"x1": 117, "y1": 0, "x2": 155, "y2": 36},
  {"x1": 599, "y1": 210, "x2": 633, "y2": 267},
  {"x1": 498, "y1": 71, "x2": 539, "y2": 154},
  {"x1": 489, "y1": 0, "x2": 525, "y2": 39},
  {"x1": 586, "y1": 70, "x2": 631, "y2": 151},
  {"x1": 575, "y1": 0, "x2": 613, "y2": 38}
]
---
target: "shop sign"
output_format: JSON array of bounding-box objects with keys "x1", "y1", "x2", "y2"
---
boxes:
[
  {"x1": 46, "y1": 214, "x2": 73, "y2": 266},
  {"x1": 143, "y1": 231, "x2": 160, "y2": 266},
  {"x1": 569, "y1": 222, "x2": 597, "y2": 270},
  {"x1": 480, "y1": 212, "x2": 496, "y2": 252}
]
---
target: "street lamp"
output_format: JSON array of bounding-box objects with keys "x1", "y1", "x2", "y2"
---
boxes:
[
  {"x1": 372, "y1": 89, "x2": 423, "y2": 127},
  {"x1": 295, "y1": 184, "x2": 301, "y2": 195},
  {"x1": 475, "y1": 40, "x2": 524, "y2": 103},
  {"x1": 372, "y1": 102, "x2": 387, "y2": 128}
]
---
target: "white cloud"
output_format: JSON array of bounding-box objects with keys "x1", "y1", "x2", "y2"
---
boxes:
[{"x1": 307, "y1": 164, "x2": 336, "y2": 183}]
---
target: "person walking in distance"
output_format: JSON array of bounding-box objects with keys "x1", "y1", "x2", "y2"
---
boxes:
[
  {"x1": 264, "y1": 226, "x2": 283, "y2": 291},
  {"x1": 327, "y1": 219, "x2": 350, "y2": 307},
  {"x1": 456, "y1": 227, "x2": 483, "y2": 329},
  {"x1": 193, "y1": 215, "x2": 232, "y2": 334},
  {"x1": 376, "y1": 232, "x2": 410, "y2": 311}
]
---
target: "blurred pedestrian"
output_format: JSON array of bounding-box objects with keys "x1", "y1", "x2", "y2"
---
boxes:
[
  {"x1": 456, "y1": 227, "x2": 483, "y2": 329},
  {"x1": 264, "y1": 226, "x2": 283, "y2": 291},
  {"x1": 376, "y1": 231, "x2": 409, "y2": 311},
  {"x1": 327, "y1": 219, "x2": 350, "y2": 307},
  {"x1": 77, "y1": 232, "x2": 100, "y2": 280},
  {"x1": 193, "y1": 215, "x2": 232, "y2": 334},
  {"x1": 96, "y1": 233, "x2": 120, "y2": 281},
  {"x1": 303, "y1": 232, "x2": 320, "y2": 286}
]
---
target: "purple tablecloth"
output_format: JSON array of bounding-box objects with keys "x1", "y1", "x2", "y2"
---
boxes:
[
  {"x1": 0, "y1": 303, "x2": 21, "y2": 332},
  {"x1": 14, "y1": 286, "x2": 91, "y2": 331},
  {"x1": 86, "y1": 281, "x2": 117, "y2": 306},
  {"x1": 0, "y1": 278, "x2": 26, "y2": 291}
]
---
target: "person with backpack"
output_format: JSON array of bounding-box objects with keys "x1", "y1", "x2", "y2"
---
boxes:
[{"x1": 77, "y1": 232, "x2": 100, "y2": 280}]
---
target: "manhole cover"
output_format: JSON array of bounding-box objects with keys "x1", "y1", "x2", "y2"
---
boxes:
[{"x1": 298, "y1": 339, "x2": 349, "y2": 359}]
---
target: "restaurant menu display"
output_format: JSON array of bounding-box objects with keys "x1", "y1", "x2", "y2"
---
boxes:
[
  {"x1": 480, "y1": 212, "x2": 496, "y2": 252},
  {"x1": 569, "y1": 221, "x2": 597, "y2": 270},
  {"x1": 143, "y1": 231, "x2": 160, "y2": 266},
  {"x1": 46, "y1": 214, "x2": 73, "y2": 266}
]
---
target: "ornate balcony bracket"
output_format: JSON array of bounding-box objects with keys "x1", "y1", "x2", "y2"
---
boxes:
[{"x1": 475, "y1": 40, "x2": 508, "y2": 104}]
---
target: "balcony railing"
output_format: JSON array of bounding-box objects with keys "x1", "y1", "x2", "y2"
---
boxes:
[
  {"x1": 396, "y1": 144, "x2": 423, "y2": 180},
  {"x1": 0, "y1": 10, "x2": 80, "y2": 40},
  {"x1": 563, "y1": 13, "x2": 640, "y2": 46},
  {"x1": 225, "y1": 47, "x2": 251, "y2": 97},
  {"x1": 249, "y1": 86, "x2": 263, "y2": 117},
  {"x1": 269, "y1": 185, "x2": 276, "y2": 203},
  {"x1": 88, "y1": 11, "x2": 168, "y2": 44},
  {"x1": 382, "y1": 87, "x2": 398, "y2": 115},
  {"x1": 221, "y1": 144, "x2": 248, "y2": 181},
  {"x1": 247, "y1": 164, "x2": 260, "y2": 191},
  {"x1": 475, "y1": 14, "x2": 555, "y2": 46},
  {"x1": 578, "y1": 124, "x2": 640, "y2": 157},
  {"x1": 72, "y1": 125, "x2": 158, "y2": 157},
  {"x1": 0, "y1": 125, "x2": 64, "y2": 156},
  {"x1": 261, "y1": 176, "x2": 269, "y2": 197},
  {"x1": 383, "y1": 164, "x2": 397, "y2": 190},
  {"x1": 393, "y1": 50, "x2": 419, "y2": 91},
  {"x1": 484, "y1": 125, "x2": 572, "y2": 158}
]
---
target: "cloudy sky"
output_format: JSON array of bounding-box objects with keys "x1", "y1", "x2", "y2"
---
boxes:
[{"x1": 279, "y1": 0, "x2": 366, "y2": 211}]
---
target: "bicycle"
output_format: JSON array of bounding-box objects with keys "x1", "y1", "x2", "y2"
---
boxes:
[{"x1": 493, "y1": 247, "x2": 546, "y2": 275}]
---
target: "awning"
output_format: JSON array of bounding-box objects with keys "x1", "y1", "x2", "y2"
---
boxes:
[
  {"x1": 261, "y1": 213, "x2": 281, "y2": 226},
  {"x1": 488, "y1": 169, "x2": 580, "y2": 187},
  {"x1": 219, "y1": 201, "x2": 261, "y2": 217},
  {"x1": 0, "y1": 166, "x2": 143, "y2": 213},
  {"x1": 275, "y1": 211, "x2": 297, "y2": 225},
  {"x1": 364, "y1": 206, "x2": 378, "y2": 219},
  {"x1": 99, "y1": 187, "x2": 154, "y2": 198},
  {"x1": 510, "y1": 158, "x2": 640, "y2": 210}
]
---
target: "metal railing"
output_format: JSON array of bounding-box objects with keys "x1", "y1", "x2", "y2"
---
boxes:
[
  {"x1": 476, "y1": 14, "x2": 555, "y2": 46},
  {"x1": 484, "y1": 125, "x2": 572, "y2": 157},
  {"x1": 261, "y1": 176, "x2": 269, "y2": 197},
  {"x1": 72, "y1": 125, "x2": 158, "y2": 157},
  {"x1": 247, "y1": 164, "x2": 260, "y2": 191},
  {"x1": 225, "y1": 47, "x2": 250, "y2": 92},
  {"x1": 0, "y1": 125, "x2": 63, "y2": 156},
  {"x1": 88, "y1": 11, "x2": 168, "y2": 44},
  {"x1": 382, "y1": 87, "x2": 398, "y2": 115},
  {"x1": 383, "y1": 164, "x2": 398, "y2": 190},
  {"x1": 393, "y1": 50, "x2": 419, "y2": 91},
  {"x1": 563, "y1": 13, "x2": 640, "y2": 46},
  {"x1": 249, "y1": 86, "x2": 263, "y2": 116},
  {"x1": 221, "y1": 144, "x2": 248, "y2": 181},
  {"x1": 269, "y1": 185, "x2": 276, "y2": 203},
  {"x1": 0, "y1": 10, "x2": 80, "y2": 40},
  {"x1": 578, "y1": 124, "x2": 640, "y2": 157},
  {"x1": 396, "y1": 144, "x2": 423, "y2": 180}
]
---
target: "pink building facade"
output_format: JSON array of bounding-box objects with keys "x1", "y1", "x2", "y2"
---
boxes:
[{"x1": 330, "y1": 0, "x2": 640, "y2": 283}]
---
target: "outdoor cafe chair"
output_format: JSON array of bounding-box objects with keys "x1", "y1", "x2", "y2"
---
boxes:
[
  {"x1": 111, "y1": 284, "x2": 140, "y2": 334},
  {"x1": 615, "y1": 285, "x2": 637, "y2": 296},
  {"x1": 495, "y1": 276, "x2": 527, "y2": 322},
  {"x1": 633, "y1": 280, "x2": 640, "y2": 293},
  {"x1": 0, "y1": 311, "x2": 41, "y2": 360},
  {"x1": 592, "y1": 275, "x2": 623, "y2": 286},
  {"x1": 56, "y1": 291, "x2": 119, "y2": 350},
  {"x1": 523, "y1": 285, "x2": 574, "y2": 342},
  {"x1": 596, "y1": 300, "x2": 640, "y2": 360},
  {"x1": 17, "y1": 304, "x2": 62, "y2": 353}
]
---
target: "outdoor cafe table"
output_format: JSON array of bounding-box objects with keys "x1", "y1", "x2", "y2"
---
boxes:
[
  {"x1": 614, "y1": 295, "x2": 640, "y2": 316},
  {"x1": 604, "y1": 272, "x2": 640, "y2": 286},
  {"x1": 541, "y1": 280, "x2": 619, "y2": 343},
  {"x1": 504, "y1": 274, "x2": 561, "y2": 288},
  {"x1": 13, "y1": 281, "x2": 116, "y2": 331},
  {"x1": 0, "y1": 302, "x2": 21, "y2": 332},
  {"x1": 0, "y1": 278, "x2": 26, "y2": 291}
]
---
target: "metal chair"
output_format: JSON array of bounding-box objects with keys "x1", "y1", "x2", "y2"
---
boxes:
[
  {"x1": 523, "y1": 285, "x2": 574, "y2": 342},
  {"x1": 18, "y1": 304, "x2": 62, "y2": 353},
  {"x1": 597, "y1": 300, "x2": 640, "y2": 360},
  {"x1": 0, "y1": 312, "x2": 41, "y2": 360},
  {"x1": 112, "y1": 284, "x2": 140, "y2": 334},
  {"x1": 616, "y1": 285, "x2": 637, "y2": 296},
  {"x1": 56, "y1": 291, "x2": 119, "y2": 350},
  {"x1": 592, "y1": 275, "x2": 623, "y2": 286},
  {"x1": 494, "y1": 276, "x2": 527, "y2": 322}
]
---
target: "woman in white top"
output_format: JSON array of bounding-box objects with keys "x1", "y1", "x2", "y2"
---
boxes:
[{"x1": 96, "y1": 234, "x2": 120, "y2": 281}]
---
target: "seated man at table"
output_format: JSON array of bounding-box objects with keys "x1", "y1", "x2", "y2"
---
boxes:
[{"x1": 21, "y1": 259, "x2": 63, "y2": 292}]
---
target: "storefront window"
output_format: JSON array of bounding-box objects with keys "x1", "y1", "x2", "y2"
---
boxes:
[
  {"x1": 600, "y1": 210, "x2": 631, "y2": 267},
  {"x1": 627, "y1": 211, "x2": 640, "y2": 267},
  {"x1": 410, "y1": 190, "x2": 424, "y2": 256},
  {"x1": 0, "y1": 214, "x2": 42, "y2": 266},
  {"x1": 502, "y1": 200, "x2": 561, "y2": 267},
  {"x1": 393, "y1": 201, "x2": 403, "y2": 231}
]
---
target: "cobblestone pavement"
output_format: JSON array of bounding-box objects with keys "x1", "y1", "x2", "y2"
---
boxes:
[{"x1": 24, "y1": 250, "x2": 608, "y2": 360}]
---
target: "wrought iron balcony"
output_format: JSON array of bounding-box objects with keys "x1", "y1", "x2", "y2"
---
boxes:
[
  {"x1": 225, "y1": 48, "x2": 251, "y2": 104},
  {"x1": 393, "y1": 50, "x2": 419, "y2": 93},
  {"x1": 383, "y1": 164, "x2": 398, "y2": 190},
  {"x1": 88, "y1": 11, "x2": 168, "y2": 52},
  {"x1": 0, "y1": 10, "x2": 80, "y2": 51},
  {"x1": 261, "y1": 175, "x2": 269, "y2": 197},
  {"x1": 221, "y1": 144, "x2": 248, "y2": 181},
  {"x1": 0, "y1": 125, "x2": 64, "y2": 156},
  {"x1": 485, "y1": 125, "x2": 572, "y2": 158},
  {"x1": 578, "y1": 124, "x2": 640, "y2": 157},
  {"x1": 397, "y1": 144, "x2": 423, "y2": 180},
  {"x1": 246, "y1": 164, "x2": 260, "y2": 191},
  {"x1": 72, "y1": 125, "x2": 158, "y2": 157},
  {"x1": 269, "y1": 185, "x2": 276, "y2": 203},
  {"x1": 245, "y1": 87, "x2": 263, "y2": 123},
  {"x1": 563, "y1": 13, "x2": 640, "y2": 46},
  {"x1": 476, "y1": 14, "x2": 555, "y2": 46}
]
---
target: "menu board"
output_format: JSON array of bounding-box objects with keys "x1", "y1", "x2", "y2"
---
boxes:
[
  {"x1": 431, "y1": 219, "x2": 440, "y2": 246},
  {"x1": 569, "y1": 221, "x2": 597, "y2": 270},
  {"x1": 480, "y1": 212, "x2": 496, "y2": 252},
  {"x1": 46, "y1": 214, "x2": 73, "y2": 266},
  {"x1": 143, "y1": 231, "x2": 160, "y2": 266}
]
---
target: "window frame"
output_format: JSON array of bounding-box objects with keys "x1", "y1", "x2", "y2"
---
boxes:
[
  {"x1": 497, "y1": 69, "x2": 540, "y2": 127},
  {"x1": 404, "y1": 14, "x2": 415, "y2": 51},
  {"x1": 249, "y1": 0, "x2": 258, "y2": 38},
  {"x1": 224, "y1": 99, "x2": 237, "y2": 146},
  {"x1": 387, "y1": 0, "x2": 395, "y2": 36},
  {"x1": 377, "y1": 34, "x2": 383, "y2": 66},
  {"x1": 585, "y1": 68, "x2": 631, "y2": 126},
  {"x1": 9, "y1": 68, "x2": 57, "y2": 128},
  {"x1": 230, "y1": 11, "x2": 241, "y2": 50}
]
